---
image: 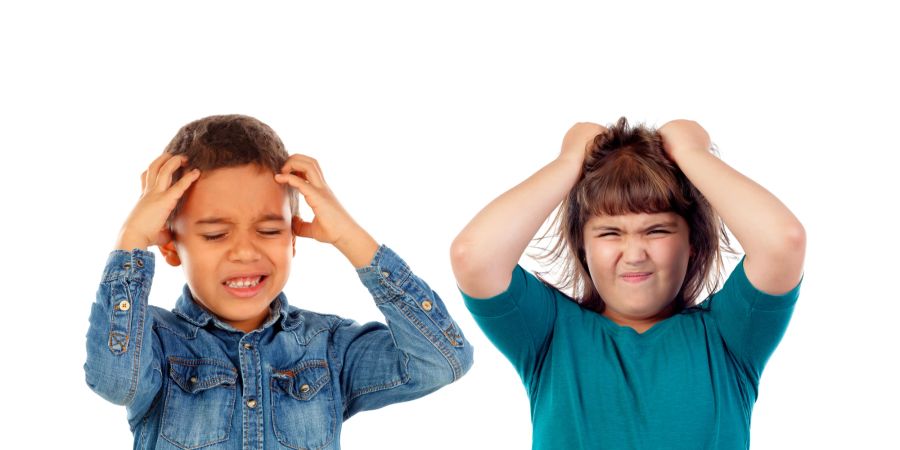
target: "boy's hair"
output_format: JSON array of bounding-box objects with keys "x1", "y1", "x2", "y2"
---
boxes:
[
  {"x1": 164, "y1": 114, "x2": 299, "y2": 229},
  {"x1": 537, "y1": 117, "x2": 733, "y2": 314}
]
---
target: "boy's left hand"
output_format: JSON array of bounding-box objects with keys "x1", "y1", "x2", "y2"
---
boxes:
[
  {"x1": 275, "y1": 154, "x2": 378, "y2": 268},
  {"x1": 658, "y1": 119, "x2": 712, "y2": 161}
]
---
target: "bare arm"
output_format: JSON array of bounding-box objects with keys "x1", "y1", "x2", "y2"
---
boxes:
[
  {"x1": 451, "y1": 123, "x2": 606, "y2": 298},
  {"x1": 659, "y1": 120, "x2": 806, "y2": 295}
]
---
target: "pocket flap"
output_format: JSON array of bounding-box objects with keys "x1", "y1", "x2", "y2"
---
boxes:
[
  {"x1": 272, "y1": 360, "x2": 330, "y2": 401},
  {"x1": 168, "y1": 357, "x2": 237, "y2": 394}
]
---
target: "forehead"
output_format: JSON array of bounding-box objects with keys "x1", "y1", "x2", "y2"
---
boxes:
[
  {"x1": 179, "y1": 164, "x2": 290, "y2": 221},
  {"x1": 586, "y1": 211, "x2": 686, "y2": 228}
]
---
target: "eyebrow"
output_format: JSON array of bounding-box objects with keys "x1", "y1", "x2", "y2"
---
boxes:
[
  {"x1": 590, "y1": 221, "x2": 679, "y2": 232},
  {"x1": 195, "y1": 213, "x2": 288, "y2": 226}
]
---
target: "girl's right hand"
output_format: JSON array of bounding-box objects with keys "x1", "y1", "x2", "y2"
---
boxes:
[
  {"x1": 115, "y1": 152, "x2": 201, "y2": 251},
  {"x1": 559, "y1": 122, "x2": 607, "y2": 165}
]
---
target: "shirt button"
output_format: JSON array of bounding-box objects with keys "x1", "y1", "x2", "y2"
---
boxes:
[
  {"x1": 246, "y1": 398, "x2": 257, "y2": 408},
  {"x1": 300, "y1": 384, "x2": 310, "y2": 393},
  {"x1": 117, "y1": 300, "x2": 131, "y2": 311},
  {"x1": 381, "y1": 271, "x2": 390, "y2": 278},
  {"x1": 243, "y1": 343, "x2": 253, "y2": 350},
  {"x1": 421, "y1": 300, "x2": 433, "y2": 311},
  {"x1": 135, "y1": 259, "x2": 144, "y2": 268},
  {"x1": 190, "y1": 376, "x2": 198, "y2": 384}
]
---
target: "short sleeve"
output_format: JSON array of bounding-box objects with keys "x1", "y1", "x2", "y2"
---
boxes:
[
  {"x1": 461, "y1": 265, "x2": 559, "y2": 387},
  {"x1": 704, "y1": 256, "x2": 802, "y2": 382}
]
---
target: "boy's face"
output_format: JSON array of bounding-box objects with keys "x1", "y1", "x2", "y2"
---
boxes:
[{"x1": 165, "y1": 164, "x2": 296, "y2": 333}]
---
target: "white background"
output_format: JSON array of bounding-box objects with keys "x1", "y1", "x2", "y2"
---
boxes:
[{"x1": 2, "y1": 1, "x2": 898, "y2": 448}]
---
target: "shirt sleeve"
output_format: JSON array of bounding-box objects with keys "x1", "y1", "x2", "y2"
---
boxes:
[
  {"x1": 338, "y1": 245, "x2": 474, "y2": 418},
  {"x1": 704, "y1": 256, "x2": 802, "y2": 382},
  {"x1": 83, "y1": 249, "x2": 163, "y2": 420},
  {"x1": 461, "y1": 265, "x2": 559, "y2": 388}
]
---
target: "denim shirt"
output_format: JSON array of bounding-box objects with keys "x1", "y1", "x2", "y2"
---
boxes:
[{"x1": 84, "y1": 245, "x2": 473, "y2": 450}]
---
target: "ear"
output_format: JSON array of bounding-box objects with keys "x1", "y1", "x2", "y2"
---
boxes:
[{"x1": 160, "y1": 240, "x2": 182, "y2": 267}]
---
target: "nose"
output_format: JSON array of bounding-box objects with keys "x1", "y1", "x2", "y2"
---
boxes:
[
  {"x1": 227, "y1": 232, "x2": 261, "y2": 263},
  {"x1": 621, "y1": 236, "x2": 649, "y2": 265}
]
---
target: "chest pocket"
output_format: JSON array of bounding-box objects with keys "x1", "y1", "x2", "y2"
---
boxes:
[
  {"x1": 161, "y1": 357, "x2": 237, "y2": 449},
  {"x1": 271, "y1": 359, "x2": 336, "y2": 450}
]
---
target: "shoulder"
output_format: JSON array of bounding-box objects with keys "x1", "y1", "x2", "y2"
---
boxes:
[{"x1": 280, "y1": 304, "x2": 350, "y2": 344}]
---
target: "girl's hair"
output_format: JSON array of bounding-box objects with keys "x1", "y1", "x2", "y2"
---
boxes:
[{"x1": 537, "y1": 117, "x2": 732, "y2": 314}]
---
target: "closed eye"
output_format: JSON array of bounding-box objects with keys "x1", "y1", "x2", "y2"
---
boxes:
[
  {"x1": 259, "y1": 229, "x2": 283, "y2": 236},
  {"x1": 203, "y1": 233, "x2": 227, "y2": 241}
]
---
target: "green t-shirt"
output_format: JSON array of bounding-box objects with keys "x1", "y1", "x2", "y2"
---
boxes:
[{"x1": 462, "y1": 258, "x2": 800, "y2": 449}]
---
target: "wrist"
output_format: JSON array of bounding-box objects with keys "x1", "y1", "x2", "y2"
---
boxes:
[
  {"x1": 115, "y1": 228, "x2": 151, "y2": 251},
  {"x1": 334, "y1": 225, "x2": 379, "y2": 269}
]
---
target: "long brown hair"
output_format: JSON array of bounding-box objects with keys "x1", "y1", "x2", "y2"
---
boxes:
[{"x1": 537, "y1": 117, "x2": 732, "y2": 314}]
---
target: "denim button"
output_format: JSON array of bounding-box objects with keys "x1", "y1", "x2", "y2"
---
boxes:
[
  {"x1": 246, "y1": 399, "x2": 258, "y2": 408},
  {"x1": 420, "y1": 300, "x2": 433, "y2": 311},
  {"x1": 117, "y1": 300, "x2": 131, "y2": 311},
  {"x1": 381, "y1": 271, "x2": 390, "y2": 278},
  {"x1": 243, "y1": 343, "x2": 253, "y2": 350},
  {"x1": 136, "y1": 259, "x2": 144, "y2": 268},
  {"x1": 123, "y1": 262, "x2": 131, "y2": 270},
  {"x1": 190, "y1": 376, "x2": 198, "y2": 384},
  {"x1": 299, "y1": 384, "x2": 310, "y2": 393}
]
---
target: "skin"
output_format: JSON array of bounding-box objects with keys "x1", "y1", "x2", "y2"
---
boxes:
[
  {"x1": 583, "y1": 212, "x2": 691, "y2": 333},
  {"x1": 116, "y1": 151, "x2": 379, "y2": 333},
  {"x1": 452, "y1": 120, "x2": 805, "y2": 333}
]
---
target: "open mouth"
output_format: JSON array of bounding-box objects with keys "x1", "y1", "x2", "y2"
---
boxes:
[{"x1": 222, "y1": 275, "x2": 268, "y2": 297}]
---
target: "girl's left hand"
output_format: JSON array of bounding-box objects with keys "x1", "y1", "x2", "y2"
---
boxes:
[{"x1": 658, "y1": 119, "x2": 712, "y2": 161}]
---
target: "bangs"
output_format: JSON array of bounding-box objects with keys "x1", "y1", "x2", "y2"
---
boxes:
[{"x1": 577, "y1": 150, "x2": 687, "y2": 218}]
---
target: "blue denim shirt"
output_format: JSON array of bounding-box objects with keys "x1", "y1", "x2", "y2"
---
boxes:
[{"x1": 85, "y1": 245, "x2": 473, "y2": 450}]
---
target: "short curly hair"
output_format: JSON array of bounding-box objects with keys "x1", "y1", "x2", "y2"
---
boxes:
[{"x1": 164, "y1": 114, "x2": 299, "y2": 228}]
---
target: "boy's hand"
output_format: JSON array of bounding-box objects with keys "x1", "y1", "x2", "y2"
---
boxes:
[
  {"x1": 275, "y1": 154, "x2": 378, "y2": 268},
  {"x1": 559, "y1": 122, "x2": 608, "y2": 165},
  {"x1": 658, "y1": 119, "x2": 712, "y2": 162},
  {"x1": 115, "y1": 152, "x2": 201, "y2": 251}
]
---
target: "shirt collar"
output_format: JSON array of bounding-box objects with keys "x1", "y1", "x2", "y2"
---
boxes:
[{"x1": 173, "y1": 284, "x2": 299, "y2": 332}]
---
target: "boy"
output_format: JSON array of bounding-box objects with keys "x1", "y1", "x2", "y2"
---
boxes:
[{"x1": 84, "y1": 115, "x2": 473, "y2": 449}]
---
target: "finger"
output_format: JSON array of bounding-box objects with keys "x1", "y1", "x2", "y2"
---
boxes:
[
  {"x1": 155, "y1": 155, "x2": 189, "y2": 192},
  {"x1": 281, "y1": 155, "x2": 326, "y2": 188},
  {"x1": 167, "y1": 168, "x2": 201, "y2": 199},
  {"x1": 293, "y1": 219, "x2": 317, "y2": 239},
  {"x1": 274, "y1": 172, "x2": 317, "y2": 199},
  {"x1": 145, "y1": 151, "x2": 176, "y2": 190},
  {"x1": 141, "y1": 170, "x2": 148, "y2": 191}
]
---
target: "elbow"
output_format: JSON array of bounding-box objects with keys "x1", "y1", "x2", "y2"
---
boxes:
[
  {"x1": 84, "y1": 364, "x2": 131, "y2": 406},
  {"x1": 450, "y1": 236, "x2": 490, "y2": 284}
]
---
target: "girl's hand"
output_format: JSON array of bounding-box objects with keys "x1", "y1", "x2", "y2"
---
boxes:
[
  {"x1": 116, "y1": 152, "x2": 201, "y2": 251},
  {"x1": 559, "y1": 122, "x2": 608, "y2": 165},
  {"x1": 658, "y1": 119, "x2": 712, "y2": 162}
]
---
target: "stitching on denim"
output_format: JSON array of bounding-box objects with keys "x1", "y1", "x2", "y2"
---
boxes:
[
  {"x1": 270, "y1": 361, "x2": 336, "y2": 449},
  {"x1": 160, "y1": 358, "x2": 236, "y2": 449},
  {"x1": 124, "y1": 279, "x2": 143, "y2": 405},
  {"x1": 395, "y1": 299, "x2": 463, "y2": 380}
]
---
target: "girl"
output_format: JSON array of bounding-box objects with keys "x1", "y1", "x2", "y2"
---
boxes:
[{"x1": 451, "y1": 118, "x2": 805, "y2": 449}]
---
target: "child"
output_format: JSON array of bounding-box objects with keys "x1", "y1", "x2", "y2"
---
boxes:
[
  {"x1": 85, "y1": 115, "x2": 473, "y2": 450},
  {"x1": 451, "y1": 118, "x2": 805, "y2": 449}
]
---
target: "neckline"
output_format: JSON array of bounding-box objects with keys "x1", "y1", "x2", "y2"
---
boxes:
[{"x1": 595, "y1": 312, "x2": 681, "y2": 340}]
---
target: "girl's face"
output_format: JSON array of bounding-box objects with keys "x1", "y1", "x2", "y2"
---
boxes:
[{"x1": 582, "y1": 211, "x2": 691, "y2": 329}]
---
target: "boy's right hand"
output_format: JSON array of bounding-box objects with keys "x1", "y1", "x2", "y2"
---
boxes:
[
  {"x1": 115, "y1": 152, "x2": 201, "y2": 251},
  {"x1": 558, "y1": 122, "x2": 607, "y2": 166}
]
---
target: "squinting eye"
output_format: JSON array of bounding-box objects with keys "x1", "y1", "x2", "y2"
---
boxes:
[
  {"x1": 597, "y1": 232, "x2": 619, "y2": 238},
  {"x1": 203, "y1": 233, "x2": 226, "y2": 241},
  {"x1": 259, "y1": 230, "x2": 283, "y2": 236},
  {"x1": 649, "y1": 229, "x2": 671, "y2": 235}
]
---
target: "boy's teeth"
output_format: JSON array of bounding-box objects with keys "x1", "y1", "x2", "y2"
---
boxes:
[{"x1": 226, "y1": 276, "x2": 262, "y2": 288}]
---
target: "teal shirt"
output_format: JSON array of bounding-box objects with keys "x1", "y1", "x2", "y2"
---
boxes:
[{"x1": 463, "y1": 258, "x2": 800, "y2": 449}]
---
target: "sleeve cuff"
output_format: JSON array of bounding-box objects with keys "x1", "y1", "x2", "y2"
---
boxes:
[
  {"x1": 101, "y1": 249, "x2": 155, "y2": 282},
  {"x1": 730, "y1": 256, "x2": 802, "y2": 311},
  {"x1": 460, "y1": 265, "x2": 526, "y2": 318}
]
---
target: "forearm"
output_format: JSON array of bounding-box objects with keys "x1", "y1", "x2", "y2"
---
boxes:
[
  {"x1": 451, "y1": 155, "x2": 583, "y2": 298},
  {"x1": 346, "y1": 246, "x2": 473, "y2": 414},
  {"x1": 672, "y1": 149, "x2": 805, "y2": 290},
  {"x1": 84, "y1": 250, "x2": 161, "y2": 409},
  {"x1": 334, "y1": 224, "x2": 380, "y2": 269}
]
